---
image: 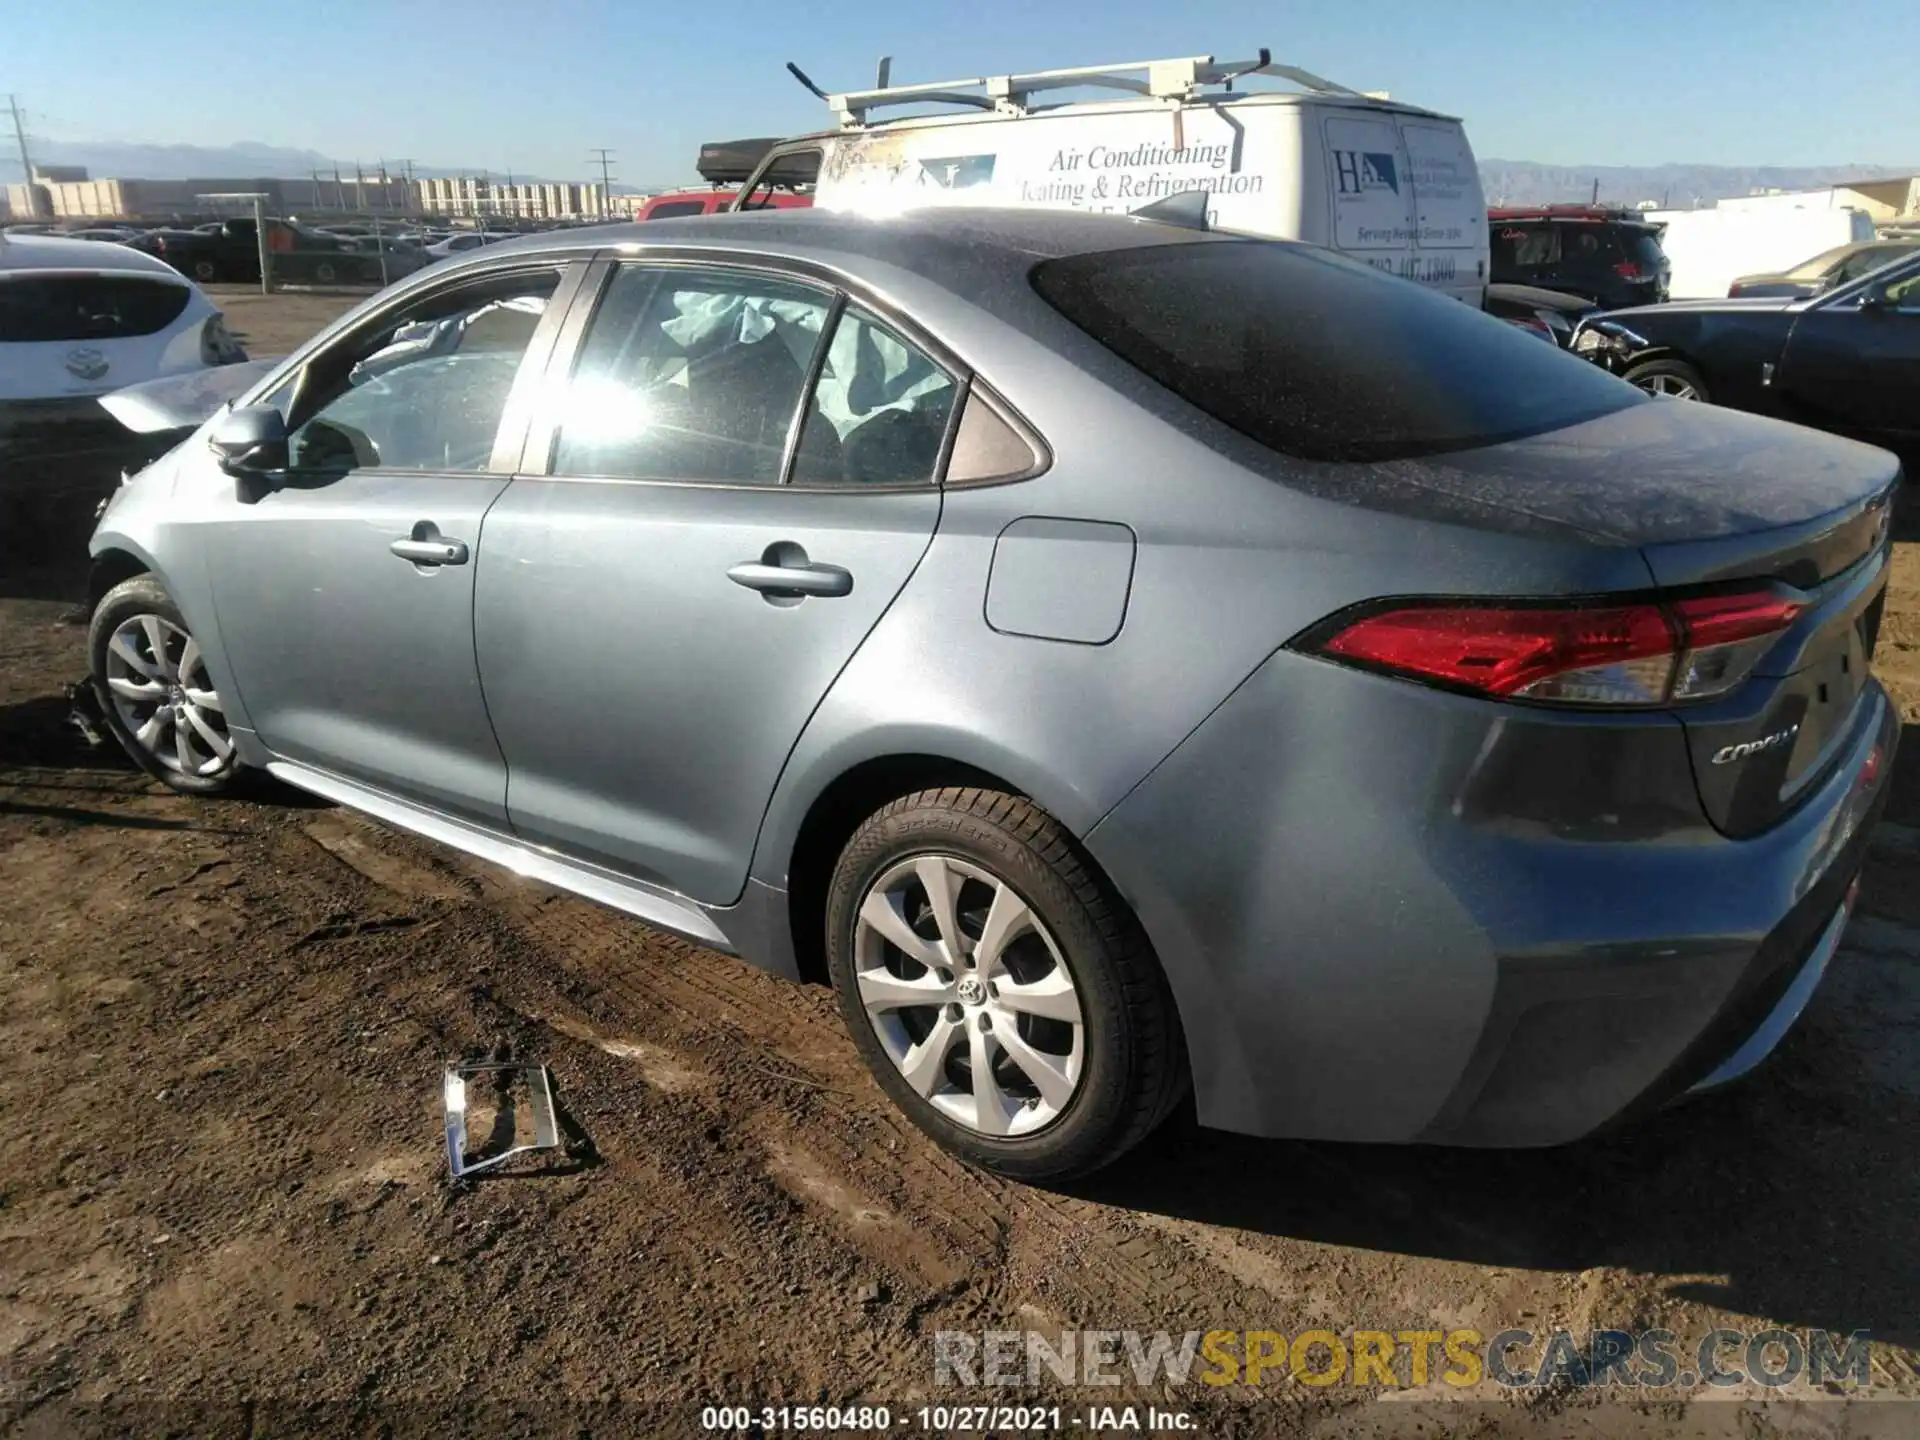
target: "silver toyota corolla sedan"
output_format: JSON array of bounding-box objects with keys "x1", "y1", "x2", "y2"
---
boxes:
[{"x1": 86, "y1": 209, "x2": 1899, "y2": 1180}]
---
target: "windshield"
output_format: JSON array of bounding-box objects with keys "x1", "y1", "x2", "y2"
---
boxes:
[{"x1": 1031, "y1": 240, "x2": 1640, "y2": 463}]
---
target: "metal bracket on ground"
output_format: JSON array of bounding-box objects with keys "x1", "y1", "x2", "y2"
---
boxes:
[{"x1": 443, "y1": 1062, "x2": 562, "y2": 1179}]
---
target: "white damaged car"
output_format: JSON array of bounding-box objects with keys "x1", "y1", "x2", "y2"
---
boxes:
[{"x1": 1, "y1": 232, "x2": 246, "y2": 440}]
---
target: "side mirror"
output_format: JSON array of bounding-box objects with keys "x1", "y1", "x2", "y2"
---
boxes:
[
  {"x1": 1858, "y1": 282, "x2": 1892, "y2": 314},
  {"x1": 209, "y1": 403, "x2": 290, "y2": 478}
]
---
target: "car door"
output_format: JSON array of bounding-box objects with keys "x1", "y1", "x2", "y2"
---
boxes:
[
  {"x1": 199, "y1": 260, "x2": 577, "y2": 826},
  {"x1": 1777, "y1": 255, "x2": 1920, "y2": 439},
  {"x1": 476, "y1": 260, "x2": 957, "y2": 904}
]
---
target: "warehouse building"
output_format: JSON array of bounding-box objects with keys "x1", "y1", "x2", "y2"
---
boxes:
[
  {"x1": 1716, "y1": 175, "x2": 1920, "y2": 224},
  {"x1": 413, "y1": 177, "x2": 608, "y2": 219}
]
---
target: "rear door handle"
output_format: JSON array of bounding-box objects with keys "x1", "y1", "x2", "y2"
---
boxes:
[{"x1": 727, "y1": 560, "x2": 853, "y2": 599}]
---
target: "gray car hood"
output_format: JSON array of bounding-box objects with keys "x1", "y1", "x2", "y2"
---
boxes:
[{"x1": 96, "y1": 359, "x2": 279, "y2": 434}]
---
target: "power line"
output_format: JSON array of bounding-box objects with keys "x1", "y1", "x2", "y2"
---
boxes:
[
  {"x1": 588, "y1": 147, "x2": 616, "y2": 216},
  {"x1": 7, "y1": 94, "x2": 42, "y2": 217}
]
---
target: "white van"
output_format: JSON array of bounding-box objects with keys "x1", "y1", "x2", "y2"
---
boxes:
[{"x1": 726, "y1": 53, "x2": 1490, "y2": 306}]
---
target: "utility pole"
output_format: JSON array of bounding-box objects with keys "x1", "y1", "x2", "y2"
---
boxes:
[
  {"x1": 589, "y1": 147, "x2": 615, "y2": 218},
  {"x1": 7, "y1": 94, "x2": 41, "y2": 218}
]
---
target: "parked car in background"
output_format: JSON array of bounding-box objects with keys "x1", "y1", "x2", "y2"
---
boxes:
[
  {"x1": 1, "y1": 232, "x2": 246, "y2": 433},
  {"x1": 636, "y1": 187, "x2": 812, "y2": 220},
  {"x1": 63, "y1": 228, "x2": 142, "y2": 244},
  {"x1": 1, "y1": 232, "x2": 247, "y2": 541},
  {"x1": 336, "y1": 234, "x2": 433, "y2": 283},
  {"x1": 142, "y1": 217, "x2": 356, "y2": 286},
  {"x1": 1573, "y1": 247, "x2": 1920, "y2": 445},
  {"x1": 1490, "y1": 205, "x2": 1670, "y2": 310},
  {"x1": 424, "y1": 231, "x2": 506, "y2": 259},
  {"x1": 86, "y1": 209, "x2": 1896, "y2": 1180},
  {"x1": 1728, "y1": 238, "x2": 1920, "y2": 298},
  {"x1": 1483, "y1": 281, "x2": 1596, "y2": 346}
]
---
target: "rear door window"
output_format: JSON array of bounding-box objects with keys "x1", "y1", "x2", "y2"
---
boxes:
[
  {"x1": 0, "y1": 275, "x2": 190, "y2": 341},
  {"x1": 789, "y1": 308, "x2": 958, "y2": 486},
  {"x1": 1031, "y1": 239, "x2": 1639, "y2": 463}
]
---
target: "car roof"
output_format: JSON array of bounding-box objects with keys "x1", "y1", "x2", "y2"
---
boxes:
[
  {"x1": 0, "y1": 232, "x2": 189, "y2": 280},
  {"x1": 1488, "y1": 206, "x2": 1656, "y2": 226},
  {"x1": 468, "y1": 205, "x2": 1224, "y2": 284}
]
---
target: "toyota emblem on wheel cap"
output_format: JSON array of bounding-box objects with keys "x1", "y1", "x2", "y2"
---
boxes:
[{"x1": 64, "y1": 347, "x2": 109, "y2": 381}]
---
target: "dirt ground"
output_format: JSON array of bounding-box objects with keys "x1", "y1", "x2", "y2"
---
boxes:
[{"x1": 2, "y1": 291, "x2": 1919, "y2": 1437}]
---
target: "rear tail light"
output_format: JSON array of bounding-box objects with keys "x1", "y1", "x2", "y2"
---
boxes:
[
  {"x1": 1613, "y1": 261, "x2": 1642, "y2": 279},
  {"x1": 1309, "y1": 590, "x2": 1806, "y2": 707}
]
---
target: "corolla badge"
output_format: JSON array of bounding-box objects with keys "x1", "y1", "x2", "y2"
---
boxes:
[
  {"x1": 1711, "y1": 724, "x2": 1799, "y2": 766},
  {"x1": 64, "y1": 347, "x2": 110, "y2": 381}
]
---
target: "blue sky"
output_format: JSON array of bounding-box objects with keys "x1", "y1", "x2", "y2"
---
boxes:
[{"x1": 9, "y1": 0, "x2": 1916, "y2": 184}]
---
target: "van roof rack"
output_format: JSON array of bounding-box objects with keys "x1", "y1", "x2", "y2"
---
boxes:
[{"x1": 822, "y1": 50, "x2": 1365, "y2": 127}]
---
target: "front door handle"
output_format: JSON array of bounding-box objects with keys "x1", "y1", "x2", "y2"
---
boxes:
[
  {"x1": 390, "y1": 522, "x2": 469, "y2": 567},
  {"x1": 727, "y1": 559, "x2": 853, "y2": 599}
]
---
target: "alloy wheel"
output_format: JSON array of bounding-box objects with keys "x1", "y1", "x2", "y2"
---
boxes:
[
  {"x1": 852, "y1": 853, "x2": 1085, "y2": 1137},
  {"x1": 1641, "y1": 374, "x2": 1700, "y2": 400},
  {"x1": 102, "y1": 614, "x2": 234, "y2": 778}
]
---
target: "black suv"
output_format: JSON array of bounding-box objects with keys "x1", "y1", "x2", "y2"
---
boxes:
[{"x1": 1489, "y1": 206, "x2": 1671, "y2": 310}]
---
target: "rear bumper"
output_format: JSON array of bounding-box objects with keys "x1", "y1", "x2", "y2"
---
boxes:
[{"x1": 1085, "y1": 649, "x2": 1897, "y2": 1148}]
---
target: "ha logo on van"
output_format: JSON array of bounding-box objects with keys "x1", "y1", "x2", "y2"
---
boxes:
[{"x1": 1332, "y1": 150, "x2": 1400, "y2": 196}]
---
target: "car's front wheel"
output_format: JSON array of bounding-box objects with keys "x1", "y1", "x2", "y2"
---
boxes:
[
  {"x1": 825, "y1": 788, "x2": 1187, "y2": 1181},
  {"x1": 1624, "y1": 358, "x2": 1710, "y2": 402},
  {"x1": 89, "y1": 575, "x2": 240, "y2": 796},
  {"x1": 191, "y1": 257, "x2": 221, "y2": 284}
]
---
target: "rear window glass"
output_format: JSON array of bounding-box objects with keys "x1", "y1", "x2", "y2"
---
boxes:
[
  {"x1": 1030, "y1": 241, "x2": 1639, "y2": 463},
  {"x1": 0, "y1": 275, "x2": 191, "y2": 343},
  {"x1": 1621, "y1": 228, "x2": 1666, "y2": 270},
  {"x1": 644, "y1": 200, "x2": 709, "y2": 220}
]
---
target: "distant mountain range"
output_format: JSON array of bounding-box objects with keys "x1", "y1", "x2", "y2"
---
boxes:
[
  {"x1": 1479, "y1": 160, "x2": 1917, "y2": 207},
  {"x1": 4, "y1": 138, "x2": 1914, "y2": 206},
  {"x1": 0, "y1": 138, "x2": 651, "y2": 192}
]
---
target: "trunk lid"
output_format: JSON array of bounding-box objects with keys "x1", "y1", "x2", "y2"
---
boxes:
[
  {"x1": 1379, "y1": 397, "x2": 1900, "y2": 836},
  {"x1": 1379, "y1": 398, "x2": 1899, "y2": 583}
]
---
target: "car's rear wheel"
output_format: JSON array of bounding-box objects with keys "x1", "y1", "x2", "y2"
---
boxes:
[
  {"x1": 1624, "y1": 358, "x2": 1710, "y2": 402},
  {"x1": 825, "y1": 788, "x2": 1186, "y2": 1181},
  {"x1": 191, "y1": 257, "x2": 221, "y2": 284},
  {"x1": 89, "y1": 575, "x2": 239, "y2": 796},
  {"x1": 313, "y1": 259, "x2": 340, "y2": 285}
]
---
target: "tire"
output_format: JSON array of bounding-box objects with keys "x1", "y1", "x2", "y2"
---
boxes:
[
  {"x1": 191, "y1": 257, "x2": 221, "y2": 284},
  {"x1": 1623, "y1": 358, "x2": 1710, "y2": 403},
  {"x1": 88, "y1": 575, "x2": 241, "y2": 796},
  {"x1": 825, "y1": 788, "x2": 1187, "y2": 1181},
  {"x1": 313, "y1": 259, "x2": 340, "y2": 285}
]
